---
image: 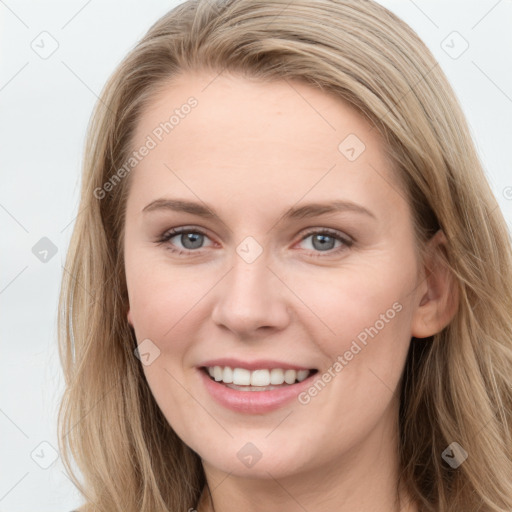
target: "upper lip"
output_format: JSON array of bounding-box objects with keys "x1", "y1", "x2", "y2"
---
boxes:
[{"x1": 199, "y1": 358, "x2": 315, "y2": 371}]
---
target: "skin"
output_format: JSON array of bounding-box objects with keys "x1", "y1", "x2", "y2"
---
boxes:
[{"x1": 124, "y1": 70, "x2": 457, "y2": 512}]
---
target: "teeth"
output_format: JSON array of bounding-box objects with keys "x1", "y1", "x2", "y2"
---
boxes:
[
  {"x1": 297, "y1": 370, "x2": 309, "y2": 382},
  {"x1": 251, "y1": 369, "x2": 270, "y2": 386},
  {"x1": 284, "y1": 369, "x2": 296, "y2": 384},
  {"x1": 213, "y1": 366, "x2": 223, "y2": 381},
  {"x1": 205, "y1": 366, "x2": 312, "y2": 386},
  {"x1": 232, "y1": 368, "x2": 251, "y2": 385},
  {"x1": 222, "y1": 366, "x2": 233, "y2": 383},
  {"x1": 270, "y1": 368, "x2": 285, "y2": 385}
]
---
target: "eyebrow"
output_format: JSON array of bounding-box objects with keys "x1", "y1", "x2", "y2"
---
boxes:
[{"x1": 142, "y1": 198, "x2": 376, "y2": 221}]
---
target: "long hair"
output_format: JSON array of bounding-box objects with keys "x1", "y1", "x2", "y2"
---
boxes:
[{"x1": 57, "y1": 1, "x2": 512, "y2": 510}]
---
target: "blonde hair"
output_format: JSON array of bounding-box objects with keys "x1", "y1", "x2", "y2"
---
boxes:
[{"x1": 58, "y1": 1, "x2": 512, "y2": 510}]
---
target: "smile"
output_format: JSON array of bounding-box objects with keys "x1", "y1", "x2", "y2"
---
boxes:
[
  {"x1": 199, "y1": 363, "x2": 319, "y2": 413},
  {"x1": 204, "y1": 366, "x2": 314, "y2": 390}
]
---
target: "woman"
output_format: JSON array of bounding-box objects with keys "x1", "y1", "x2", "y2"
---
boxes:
[{"x1": 58, "y1": 1, "x2": 512, "y2": 511}]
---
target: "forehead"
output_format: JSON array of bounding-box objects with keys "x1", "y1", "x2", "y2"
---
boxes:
[
  {"x1": 135, "y1": 70, "x2": 381, "y2": 163},
  {"x1": 128, "y1": 70, "x2": 406, "y2": 218}
]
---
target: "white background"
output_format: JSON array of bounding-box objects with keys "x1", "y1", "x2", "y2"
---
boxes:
[{"x1": 1, "y1": 1, "x2": 511, "y2": 510}]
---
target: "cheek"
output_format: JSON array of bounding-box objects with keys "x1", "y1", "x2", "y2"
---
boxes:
[
  {"x1": 287, "y1": 260, "x2": 416, "y2": 442},
  {"x1": 126, "y1": 255, "x2": 218, "y2": 343},
  {"x1": 293, "y1": 255, "x2": 414, "y2": 342},
  {"x1": 291, "y1": 255, "x2": 417, "y2": 403},
  {"x1": 126, "y1": 261, "x2": 213, "y2": 437}
]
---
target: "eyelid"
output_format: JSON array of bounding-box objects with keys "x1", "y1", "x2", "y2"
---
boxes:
[
  {"x1": 156, "y1": 225, "x2": 353, "y2": 256},
  {"x1": 155, "y1": 226, "x2": 214, "y2": 250},
  {"x1": 294, "y1": 227, "x2": 353, "y2": 257},
  {"x1": 298, "y1": 227, "x2": 353, "y2": 245}
]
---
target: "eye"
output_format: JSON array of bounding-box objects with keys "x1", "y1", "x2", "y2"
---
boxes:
[
  {"x1": 297, "y1": 228, "x2": 353, "y2": 255},
  {"x1": 156, "y1": 226, "x2": 353, "y2": 257},
  {"x1": 156, "y1": 227, "x2": 214, "y2": 254}
]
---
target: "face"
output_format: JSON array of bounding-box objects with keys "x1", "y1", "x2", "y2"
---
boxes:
[{"x1": 124, "y1": 70, "x2": 427, "y2": 479}]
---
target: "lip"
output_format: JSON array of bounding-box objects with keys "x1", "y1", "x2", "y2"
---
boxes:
[
  {"x1": 198, "y1": 366, "x2": 318, "y2": 414},
  {"x1": 199, "y1": 358, "x2": 314, "y2": 371}
]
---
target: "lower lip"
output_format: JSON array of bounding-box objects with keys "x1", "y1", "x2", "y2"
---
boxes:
[{"x1": 199, "y1": 368, "x2": 317, "y2": 414}]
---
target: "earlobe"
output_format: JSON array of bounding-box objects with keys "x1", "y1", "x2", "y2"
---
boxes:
[
  {"x1": 127, "y1": 308, "x2": 133, "y2": 327},
  {"x1": 411, "y1": 230, "x2": 459, "y2": 339}
]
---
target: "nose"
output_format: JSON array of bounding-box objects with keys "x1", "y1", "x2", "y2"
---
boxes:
[{"x1": 211, "y1": 250, "x2": 291, "y2": 338}]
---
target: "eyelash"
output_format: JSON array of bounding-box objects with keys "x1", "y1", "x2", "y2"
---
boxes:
[{"x1": 155, "y1": 227, "x2": 354, "y2": 257}]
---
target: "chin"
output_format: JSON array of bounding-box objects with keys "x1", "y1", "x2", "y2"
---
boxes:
[{"x1": 194, "y1": 436, "x2": 315, "y2": 480}]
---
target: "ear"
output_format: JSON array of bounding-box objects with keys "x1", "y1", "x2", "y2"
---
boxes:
[
  {"x1": 411, "y1": 230, "x2": 459, "y2": 339},
  {"x1": 127, "y1": 308, "x2": 133, "y2": 327}
]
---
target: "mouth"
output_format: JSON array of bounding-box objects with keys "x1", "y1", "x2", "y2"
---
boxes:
[{"x1": 201, "y1": 365, "x2": 318, "y2": 392}]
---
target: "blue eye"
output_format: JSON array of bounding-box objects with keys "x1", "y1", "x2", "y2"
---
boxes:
[
  {"x1": 157, "y1": 228, "x2": 213, "y2": 253},
  {"x1": 156, "y1": 227, "x2": 353, "y2": 256},
  {"x1": 298, "y1": 229, "x2": 352, "y2": 254}
]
